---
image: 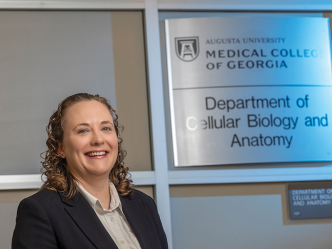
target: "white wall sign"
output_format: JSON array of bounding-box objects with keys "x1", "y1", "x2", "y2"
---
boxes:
[{"x1": 165, "y1": 17, "x2": 332, "y2": 167}]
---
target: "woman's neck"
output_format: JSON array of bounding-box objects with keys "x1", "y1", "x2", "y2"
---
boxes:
[{"x1": 75, "y1": 175, "x2": 111, "y2": 210}]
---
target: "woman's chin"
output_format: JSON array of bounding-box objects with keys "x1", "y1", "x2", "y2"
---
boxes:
[{"x1": 85, "y1": 167, "x2": 112, "y2": 178}]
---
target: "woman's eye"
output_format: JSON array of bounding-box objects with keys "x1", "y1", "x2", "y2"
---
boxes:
[
  {"x1": 102, "y1": 127, "x2": 112, "y2": 131},
  {"x1": 78, "y1": 129, "x2": 89, "y2": 134}
]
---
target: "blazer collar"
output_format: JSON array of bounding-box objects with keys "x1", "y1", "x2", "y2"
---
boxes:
[{"x1": 59, "y1": 191, "x2": 118, "y2": 249}]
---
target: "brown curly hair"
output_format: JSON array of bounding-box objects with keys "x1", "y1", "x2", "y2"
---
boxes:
[{"x1": 41, "y1": 93, "x2": 132, "y2": 198}]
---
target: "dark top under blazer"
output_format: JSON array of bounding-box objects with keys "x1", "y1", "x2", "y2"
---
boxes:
[{"x1": 12, "y1": 188, "x2": 168, "y2": 249}]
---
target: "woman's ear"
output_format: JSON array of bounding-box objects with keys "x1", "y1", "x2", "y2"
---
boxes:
[{"x1": 57, "y1": 141, "x2": 65, "y2": 158}]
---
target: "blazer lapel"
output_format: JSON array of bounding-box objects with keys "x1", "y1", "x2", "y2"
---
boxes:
[
  {"x1": 60, "y1": 192, "x2": 118, "y2": 249},
  {"x1": 120, "y1": 196, "x2": 157, "y2": 249}
]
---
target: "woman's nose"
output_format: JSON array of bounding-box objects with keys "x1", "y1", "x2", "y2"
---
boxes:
[{"x1": 90, "y1": 131, "x2": 104, "y2": 145}]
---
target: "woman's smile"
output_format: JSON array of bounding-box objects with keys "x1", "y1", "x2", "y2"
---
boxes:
[{"x1": 85, "y1": 150, "x2": 109, "y2": 158}]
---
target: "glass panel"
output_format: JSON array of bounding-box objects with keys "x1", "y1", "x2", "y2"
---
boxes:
[{"x1": 0, "y1": 11, "x2": 151, "y2": 174}]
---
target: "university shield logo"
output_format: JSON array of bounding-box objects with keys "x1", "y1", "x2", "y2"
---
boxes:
[{"x1": 175, "y1": 37, "x2": 199, "y2": 62}]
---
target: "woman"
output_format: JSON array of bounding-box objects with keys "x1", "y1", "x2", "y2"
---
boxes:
[{"x1": 12, "y1": 93, "x2": 168, "y2": 249}]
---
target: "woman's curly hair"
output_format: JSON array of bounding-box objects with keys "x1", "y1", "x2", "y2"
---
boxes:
[{"x1": 41, "y1": 93, "x2": 132, "y2": 198}]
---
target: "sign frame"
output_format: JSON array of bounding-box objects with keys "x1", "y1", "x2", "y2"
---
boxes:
[{"x1": 165, "y1": 17, "x2": 332, "y2": 167}]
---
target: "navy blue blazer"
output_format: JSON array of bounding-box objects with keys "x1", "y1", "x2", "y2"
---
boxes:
[{"x1": 12, "y1": 188, "x2": 168, "y2": 249}]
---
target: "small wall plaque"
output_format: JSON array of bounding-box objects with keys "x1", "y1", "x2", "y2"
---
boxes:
[{"x1": 288, "y1": 182, "x2": 332, "y2": 219}]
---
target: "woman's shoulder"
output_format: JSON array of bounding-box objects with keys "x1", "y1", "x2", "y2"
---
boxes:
[
  {"x1": 20, "y1": 188, "x2": 63, "y2": 208},
  {"x1": 29, "y1": 188, "x2": 60, "y2": 199},
  {"x1": 129, "y1": 188, "x2": 154, "y2": 201}
]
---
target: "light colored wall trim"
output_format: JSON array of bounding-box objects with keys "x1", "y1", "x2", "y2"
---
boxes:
[
  {"x1": 168, "y1": 166, "x2": 332, "y2": 185},
  {"x1": 0, "y1": 175, "x2": 42, "y2": 190},
  {"x1": 0, "y1": 1, "x2": 144, "y2": 9},
  {"x1": 3, "y1": 166, "x2": 332, "y2": 190},
  {"x1": 0, "y1": 1, "x2": 330, "y2": 11},
  {"x1": 158, "y1": 4, "x2": 332, "y2": 11},
  {"x1": 131, "y1": 171, "x2": 156, "y2": 185},
  {"x1": 145, "y1": 0, "x2": 173, "y2": 247},
  {"x1": 0, "y1": 171, "x2": 156, "y2": 190}
]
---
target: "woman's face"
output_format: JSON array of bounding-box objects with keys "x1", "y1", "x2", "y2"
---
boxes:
[{"x1": 58, "y1": 100, "x2": 118, "y2": 180}]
